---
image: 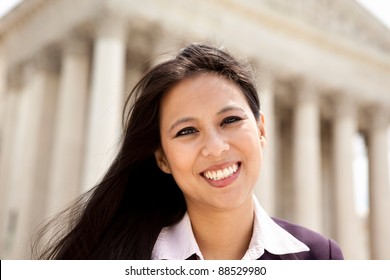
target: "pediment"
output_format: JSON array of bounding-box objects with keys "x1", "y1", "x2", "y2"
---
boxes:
[{"x1": 258, "y1": 0, "x2": 390, "y2": 53}]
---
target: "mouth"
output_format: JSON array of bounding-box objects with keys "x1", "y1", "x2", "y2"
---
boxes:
[{"x1": 201, "y1": 162, "x2": 241, "y2": 187}]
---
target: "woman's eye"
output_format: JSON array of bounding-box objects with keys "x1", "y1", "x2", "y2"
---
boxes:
[
  {"x1": 176, "y1": 127, "x2": 197, "y2": 137},
  {"x1": 222, "y1": 116, "x2": 242, "y2": 125}
]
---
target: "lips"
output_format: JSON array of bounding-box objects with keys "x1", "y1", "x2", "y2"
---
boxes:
[
  {"x1": 203, "y1": 163, "x2": 239, "y2": 181},
  {"x1": 201, "y1": 162, "x2": 241, "y2": 187}
]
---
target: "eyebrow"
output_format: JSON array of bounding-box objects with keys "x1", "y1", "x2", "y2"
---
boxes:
[
  {"x1": 217, "y1": 105, "x2": 246, "y2": 115},
  {"x1": 168, "y1": 105, "x2": 246, "y2": 133}
]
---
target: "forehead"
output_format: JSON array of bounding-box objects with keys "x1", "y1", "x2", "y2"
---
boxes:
[{"x1": 160, "y1": 73, "x2": 249, "y2": 115}]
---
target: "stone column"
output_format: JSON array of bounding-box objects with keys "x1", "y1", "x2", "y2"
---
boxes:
[
  {"x1": 0, "y1": 46, "x2": 6, "y2": 133},
  {"x1": 255, "y1": 71, "x2": 277, "y2": 215},
  {"x1": 0, "y1": 46, "x2": 6, "y2": 256},
  {"x1": 46, "y1": 38, "x2": 90, "y2": 215},
  {"x1": 5, "y1": 55, "x2": 59, "y2": 259},
  {"x1": 292, "y1": 81, "x2": 322, "y2": 232},
  {"x1": 367, "y1": 106, "x2": 390, "y2": 260},
  {"x1": 82, "y1": 13, "x2": 127, "y2": 191},
  {"x1": 331, "y1": 95, "x2": 360, "y2": 259},
  {"x1": 124, "y1": 61, "x2": 144, "y2": 119},
  {"x1": 0, "y1": 72, "x2": 23, "y2": 258}
]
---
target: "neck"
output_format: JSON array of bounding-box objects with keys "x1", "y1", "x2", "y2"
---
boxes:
[{"x1": 187, "y1": 198, "x2": 254, "y2": 260}]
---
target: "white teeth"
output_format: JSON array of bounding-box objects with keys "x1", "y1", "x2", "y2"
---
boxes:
[
  {"x1": 204, "y1": 164, "x2": 239, "y2": 181},
  {"x1": 223, "y1": 168, "x2": 229, "y2": 177}
]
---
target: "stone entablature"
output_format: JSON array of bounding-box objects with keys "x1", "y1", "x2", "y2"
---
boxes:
[{"x1": 1, "y1": 0, "x2": 389, "y2": 109}]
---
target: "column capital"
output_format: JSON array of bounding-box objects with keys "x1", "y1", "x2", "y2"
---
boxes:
[
  {"x1": 292, "y1": 78, "x2": 319, "y2": 105},
  {"x1": 93, "y1": 5, "x2": 128, "y2": 41},
  {"x1": 7, "y1": 65, "x2": 24, "y2": 90},
  {"x1": 7, "y1": 61, "x2": 37, "y2": 89},
  {"x1": 365, "y1": 104, "x2": 389, "y2": 131},
  {"x1": 61, "y1": 35, "x2": 91, "y2": 57},
  {"x1": 127, "y1": 21, "x2": 162, "y2": 66},
  {"x1": 28, "y1": 47, "x2": 61, "y2": 74},
  {"x1": 329, "y1": 93, "x2": 357, "y2": 119},
  {"x1": 257, "y1": 67, "x2": 277, "y2": 91}
]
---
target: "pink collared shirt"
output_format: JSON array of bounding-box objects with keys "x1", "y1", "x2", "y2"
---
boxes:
[{"x1": 152, "y1": 196, "x2": 309, "y2": 260}]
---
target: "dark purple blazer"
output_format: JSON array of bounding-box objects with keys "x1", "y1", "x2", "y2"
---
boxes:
[{"x1": 258, "y1": 217, "x2": 344, "y2": 260}]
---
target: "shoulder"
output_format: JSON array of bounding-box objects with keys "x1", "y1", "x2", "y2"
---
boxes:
[{"x1": 272, "y1": 217, "x2": 344, "y2": 260}]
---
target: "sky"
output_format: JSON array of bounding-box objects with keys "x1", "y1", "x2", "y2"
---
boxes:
[
  {"x1": 356, "y1": 0, "x2": 390, "y2": 30},
  {"x1": 0, "y1": 0, "x2": 22, "y2": 18},
  {"x1": 0, "y1": 0, "x2": 389, "y2": 215}
]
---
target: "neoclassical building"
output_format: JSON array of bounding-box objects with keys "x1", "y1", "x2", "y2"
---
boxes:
[{"x1": 0, "y1": 0, "x2": 389, "y2": 259}]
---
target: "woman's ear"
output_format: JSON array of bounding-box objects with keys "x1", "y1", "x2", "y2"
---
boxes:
[
  {"x1": 154, "y1": 148, "x2": 172, "y2": 174},
  {"x1": 258, "y1": 112, "x2": 267, "y2": 148}
]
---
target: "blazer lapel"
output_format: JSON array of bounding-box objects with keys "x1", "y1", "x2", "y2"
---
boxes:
[{"x1": 259, "y1": 250, "x2": 299, "y2": 260}]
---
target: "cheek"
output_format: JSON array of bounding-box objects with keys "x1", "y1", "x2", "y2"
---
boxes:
[
  {"x1": 238, "y1": 129, "x2": 264, "y2": 166},
  {"x1": 163, "y1": 147, "x2": 198, "y2": 195},
  {"x1": 232, "y1": 125, "x2": 262, "y2": 149},
  {"x1": 163, "y1": 143, "x2": 196, "y2": 176}
]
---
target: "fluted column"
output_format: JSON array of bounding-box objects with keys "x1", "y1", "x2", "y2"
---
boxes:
[
  {"x1": 124, "y1": 62, "x2": 143, "y2": 118},
  {"x1": 367, "y1": 106, "x2": 390, "y2": 259},
  {"x1": 292, "y1": 81, "x2": 322, "y2": 232},
  {"x1": 332, "y1": 95, "x2": 360, "y2": 259},
  {"x1": 82, "y1": 14, "x2": 127, "y2": 191},
  {"x1": 0, "y1": 46, "x2": 6, "y2": 133},
  {"x1": 5, "y1": 55, "x2": 59, "y2": 259},
  {"x1": 0, "y1": 46, "x2": 7, "y2": 256},
  {"x1": 46, "y1": 38, "x2": 90, "y2": 215},
  {"x1": 255, "y1": 71, "x2": 277, "y2": 215},
  {"x1": 0, "y1": 73, "x2": 23, "y2": 258}
]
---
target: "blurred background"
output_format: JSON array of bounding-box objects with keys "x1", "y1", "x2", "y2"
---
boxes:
[{"x1": 0, "y1": 0, "x2": 389, "y2": 260}]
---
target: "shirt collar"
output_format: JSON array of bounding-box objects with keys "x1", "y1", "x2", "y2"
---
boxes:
[
  {"x1": 152, "y1": 212, "x2": 204, "y2": 260},
  {"x1": 243, "y1": 196, "x2": 309, "y2": 259},
  {"x1": 152, "y1": 196, "x2": 309, "y2": 260}
]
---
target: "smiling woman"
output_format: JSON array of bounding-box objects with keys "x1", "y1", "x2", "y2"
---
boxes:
[{"x1": 32, "y1": 43, "x2": 344, "y2": 260}]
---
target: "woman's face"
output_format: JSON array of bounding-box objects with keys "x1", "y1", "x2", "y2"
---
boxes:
[{"x1": 155, "y1": 73, "x2": 266, "y2": 213}]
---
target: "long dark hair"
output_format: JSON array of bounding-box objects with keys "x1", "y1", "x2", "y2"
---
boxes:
[{"x1": 32, "y1": 43, "x2": 260, "y2": 259}]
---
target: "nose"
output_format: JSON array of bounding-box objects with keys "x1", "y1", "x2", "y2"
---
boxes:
[{"x1": 201, "y1": 130, "x2": 230, "y2": 158}]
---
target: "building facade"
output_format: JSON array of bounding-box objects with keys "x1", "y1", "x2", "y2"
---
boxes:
[{"x1": 0, "y1": 0, "x2": 389, "y2": 259}]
